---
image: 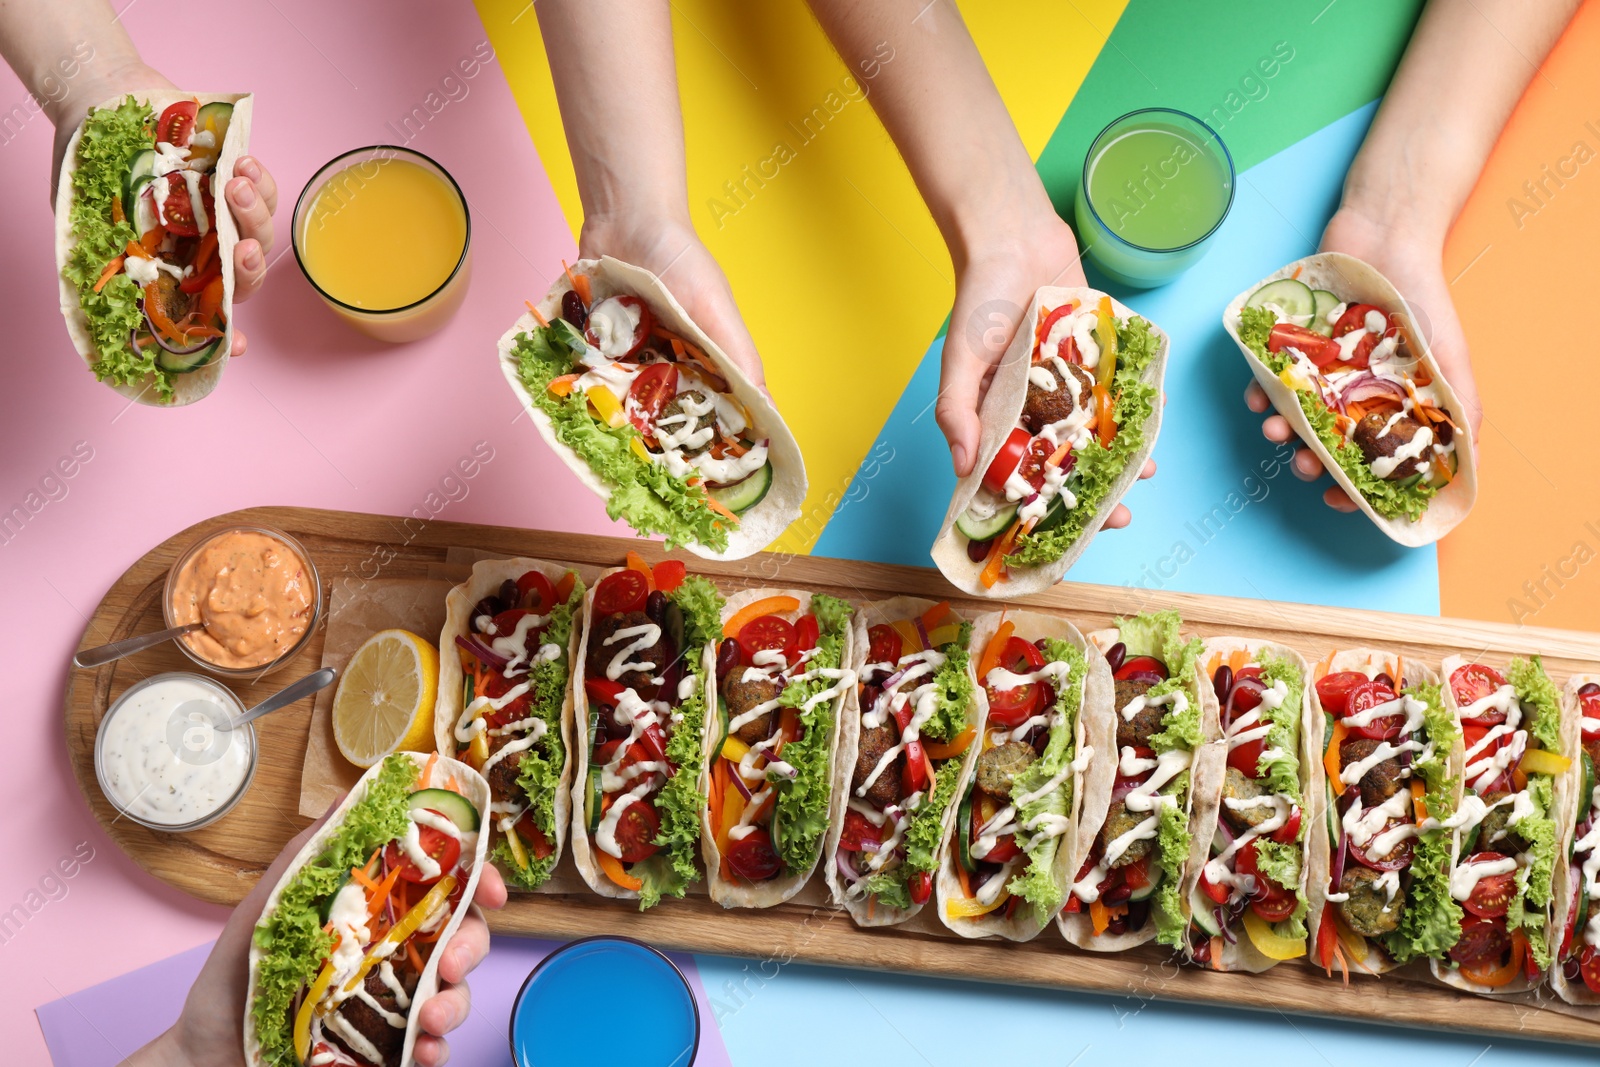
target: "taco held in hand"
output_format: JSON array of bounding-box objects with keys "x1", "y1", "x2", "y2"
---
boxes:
[
  {"x1": 1552, "y1": 674, "x2": 1600, "y2": 1008},
  {"x1": 500, "y1": 256, "x2": 805, "y2": 559},
  {"x1": 1224, "y1": 252, "x2": 1477, "y2": 545},
  {"x1": 933, "y1": 288, "x2": 1167, "y2": 596},
  {"x1": 55, "y1": 93, "x2": 252, "y2": 405},
  {"x1": 245, "y1": 753, "x2": 489, "y2": 1067}
]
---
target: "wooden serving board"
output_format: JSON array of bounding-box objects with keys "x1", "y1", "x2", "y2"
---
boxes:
[{"x1": 65, "y1": 506, "x2": 1600, "y2": 1045}]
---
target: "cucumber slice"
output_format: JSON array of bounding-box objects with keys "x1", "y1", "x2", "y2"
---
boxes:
[
  {"x1": 1190, "y1": 886, "x2": 1223, "y2": 935},
  {"x1": 155, "y1": 339, "x2": 221, "y2": 375},
  {"x1": 711, "y1": 699, "x2": 730, "y2": 762},
  {"x1": 708, "y1": 460, "x2": 772, "y2": 515},
  {"x1": 1583, "y1": 753, "x2": 1597, "y2": 817},
  {"x1": 585, "y1": 767, "x2": 604, "y2": 833},
  {"x1": 1032, "y1": 491, "x2": 1071, "y2": 533},
  {"x1": 194, "y1": 102, "x2": 234, "y2": 137},
  {"x1": 1245, "y1": 278, "x2": 1315, "y2": 328},
  {"x1": 131, "y1": 187, "x2": 159, "y2": 240},
  {"x1": 1310, "y1": 290, "x2": 1341, "y2": 336},
  {"x1": 955, "y1": 500, "x2": 1017, "y2": 542},
  {"x1": 318, "y1": 871, "x2": 351, "y2": 924},
  {"x1": 663, "y1": 601, "x2": 686, "y2": 669},
  {"x1": 1128, "y1": 864, "x2": 1162, "y2": 902},
  {"x1": 1324, "y1": 778, "x2": 1340, "y2": 846},
  {"x1": 408, "y1": 787, "x2": 481, "y2": 832},
  {"x1": 956, "y1": 784, "x2": 976, "y2": 873},
  {"x1": 123, "y1": 148, "x2": 157, "y2": 225}
]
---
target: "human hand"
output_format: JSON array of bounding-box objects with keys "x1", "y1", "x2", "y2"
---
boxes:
[
  {"x1": 579, "y1": 211, "x2": 765, "y2": 388},
  {"x1": 1242, "y1": 204, "x2": 1481, "y2": 513},
  {"x1": 121, "y1": 814, "x2": 508, "y2": 1067},
  {"x1": 53, "y1": 62, "x2": 278, "y2": 356},
  {"x1": 941, "y1": 212, "x2": 1156, "y2": 528}
]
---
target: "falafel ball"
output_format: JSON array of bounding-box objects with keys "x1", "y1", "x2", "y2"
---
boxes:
[
  {"x1": 975, "y1": 741, "x2": 1037, "y2": 798},
  {"x1": 722, "y1": 672, "x2": 783, "y2": 744},
  {"x1": 1115, "y1": 678, "x2": 1162, "y2": 750},
  {"x1": 485, "y1": 745, "x2": 527, "y2": 805},
  {"x1": 658, "y1": 389, "x2": 715, "y2": 455},
  {"x1": 1352, "y1": 411, "x2": 1432, "y2": 481},
  {"x1": 1021, "y1": 360, "x2": 1096, "y2": 435},
  {"x1": 852, "y1": 723, "x2": 902, "y2": 807},
  {"x1": 1220, "y1": 767, "x2": 1278, "y2": 833},
  {"x1": 1336, "y1": 865, "x2": 1404, "y2": 937},
  {"x1": 1099, "y1": 799, "x2": 1154, "y2": 868},
  {"x1": 1339, "y1": 737, "x2": 1405, "y2": 808},
  {"x1": 330, "y1": 971, "x2": 410, "y2": 1063},
  {"x1": 587, "y1": 610, "x2": 665, "y2": 690}
]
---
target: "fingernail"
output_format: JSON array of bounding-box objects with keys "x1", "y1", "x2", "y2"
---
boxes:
[
  {"x1": 232, "y1": 180, "x2": 256, "y2": 208},
  {"x1": 951, "y1": 444, "x2": 968, "y2": 474},
  {"x1": 244, "y1": 246, "x2": 263, "y2": 270},
  {"x1": 238, "y1": 156, "x2": 260, "y2": 181}
]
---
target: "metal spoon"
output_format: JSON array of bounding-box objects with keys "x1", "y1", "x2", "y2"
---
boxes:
[
  {"x1": 225, "y1": 667, "x2": 338, "y2": 731},
  {"x1": 74, "y1": 622, "x2": 204, "y2": 668}
]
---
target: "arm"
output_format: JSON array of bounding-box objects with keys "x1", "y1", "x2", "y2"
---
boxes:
[
  {"x1": 0, "y1": 0, "x2": 276, "y2": 321},
  {"x1": 805, "y1": 0, "x2": 1152, "y2": 521},
  {"x1": 1248, "y1": 0, "x2": 1579, "y2": 509},
  {"x1": 536, "y1": 0, "x2": 763, "y2": 383}
]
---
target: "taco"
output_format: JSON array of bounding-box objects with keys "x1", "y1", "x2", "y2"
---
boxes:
[
  {"x1": 932, "y1": 287, "x2": 1167, "y2": 596},
  {"x1": 570, "y1": 561, "x2": 723, "y2": 908},
  {"x1": 55, "y1": 93, "x2": 252, "y2": 405},
  {"x1": 245, "y1": 752, "x2": 489, "y2": 1067},
  {"x1": 936, "y1": 610, "x2": 1109, "y2": 941},
  {"x1": 435, "y1": 558, "x2": 583, "y2": 891},
  {"x1": 1223, "y1": 252, "x2": 1478, "y2": 545},
  {"x1": 1430, "y1": 656, "x2": 1567, "y2": 994},
  {"x1": 824, "y1": 598, "x2": 981, "y2": 925},
  {"x1": 701, "y1": 588, "x2": 854, "y2": 906},
  {"x1": 1184, "y1": 640, "x2": 1314, "y2": 971},
  {"x1": 1305, "y1": 650, "x2": 1461, "y2": 977},
  {"x1": 500, "y1": 256, "x2": 805, "y2": 559},
  {"x1": 1552, "y1": 674, "x2": 1600, "y2": 1008},
  {"x1": 1059, "y1": 610, "x2": 1211, "y2": 951}
]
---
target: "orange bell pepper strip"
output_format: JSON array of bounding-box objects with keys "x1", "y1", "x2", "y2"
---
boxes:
[
  {"x1": 722, "y1": 595, "x2": 800, "y2": 639},
  {"x1": 1410, "y1": 779, "x2": 1428, "y2": 823},
  {"x1": 598, "y1": 850, "x2": 643, "y2": 891},
  {"x1": 1459, "y1": 931, "x2": 1526, "y2": 988},
  {"x1": 555, "y1": 570, "x2": 577, "y2": 604},
  {"x1": 92, "y1": 256, "x2": 126, "y2": 292},
  {"x1": 192, "y1": 230, "x2": 219, "y2": 275},
  {"x1": 1090, "y1": 898, "x2": 1127, "y2": 934},
  {"x1": 923, "y1": 725, "x2": 976, "y2": 761},
  {"x1": 547, "y1": 374, "x2": 579, "y2": 397},
  {"x1": 1093, "y1": 384, "x2": 1117, "y2": 448},
  {"x1": 979, "y1": 522, "x2": 1023, "y2": 589},
  {"x1": 139, "y1": 226, "x2": 164, "y2": 256},
  {"x1": 1324, "y1": 721, "x2": 1349, "y2": 788},
  {"x1": 976, "y1": 621, "x2": 1015, "y2": 682},
  {"x1": 125, "y1": 239, "x2": 152, "y2": 261},
  {"x1": 919, "y1": 602, "x2": 952, "y2": 632},
  {"x1": 625, "y1": 551, "x2": 656, "y2": 590},
  {"x1": 194, "y1": 276, "x2": 225, "y2": 329}
]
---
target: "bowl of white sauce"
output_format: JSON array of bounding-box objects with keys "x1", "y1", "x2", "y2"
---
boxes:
[{"x1": 94, "y1": 672, "x2": 258, "y2": 831}]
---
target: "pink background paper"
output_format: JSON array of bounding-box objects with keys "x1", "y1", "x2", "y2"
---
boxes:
[{"x1": 0, "y1": 1, "x2": 627, "y2": 1061}]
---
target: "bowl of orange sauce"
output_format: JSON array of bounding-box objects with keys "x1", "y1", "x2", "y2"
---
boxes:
[{"x1": 164, "y1": 525, "x2": 322, "y2": 679}]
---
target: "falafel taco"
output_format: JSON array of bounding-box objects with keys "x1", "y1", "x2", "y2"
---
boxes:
[
  {"x1": 245, "y1": 752, "x2": 489, "y2": 1067},
  {"x1": 56, "y1": 92, "x2": 252, "y2": 405},
  {"x1": 1060, "y1": 611, "x2": 1212, "y2": 951},
  {"x1": 932, "y1": 287, "x2": 1167, "y2": 596},
  {"x1": 1224, "y1": 252, "x2": 1478, "y2": 545},
  {"x1": 1305, "y1": 650, "x2": 1461, "y2": 978},
  {"x1": 702, "y1": 588, "x2": 855, "y2": 907},
  {"x1": 1185, "y1": 639, "x2": 1315, "y2": 972},
  {"x1": 500, "y1": 256, "x2": 805, "y2": 560},
  {"x1": 435, "y1": 558, "x2": 585, "y2": 891},
  {"x1": 823, "y1": 598, "x2": 980, "y2": 926},
  {"x1": 936, "y1": 610, "x2": 1111, "y2": 941},
  {"x1": 1552, "y1": 674, "x2": 1600, "y2": 1010},
  {"x1": 570, "y1": 560, "x2": 723, "y2": 908}
]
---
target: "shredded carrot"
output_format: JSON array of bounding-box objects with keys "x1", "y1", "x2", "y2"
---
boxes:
[
  {"x1": 422, "y1": 753, "x2": 438, "y2": 788},
  {"x1": 1331, "y1": 940, "x2": 1351, "y2": 985},
  {"x1": 562, "y1": 261, "x2": 592, "y2": 307},
  {"x1": 704, "y1": 495, "x2": 741, "y2": 525},
  {"x1": 867, "y1": 896, "x2": 876, "y2": 920},
  {"x1": 366, "y1": 867, "x2": 402, "y2": 922},
  {"x1": 406, "y1": 938, "x2": 426, "y2": 975},
  {"x1": 1227, "y1": 649, "x2": 1247, "y2": 674},
  {"x1": 351, "y1": 867, "x2": 380, "y2": 894},
  {"x1": 721, "y1": 434, "x2": 751, "y2": 457},
  {"x1": 1291, "y1": 265, "x2": 1303, "y2": 279},
  {"x1": 93, "y1": 256, "x2": 125, "y2": 293},
  {"x1": 957, "y1": 860, "x2": 974, "y2": 900},
  {"x1": 362, "y1": 848, "x2": 382, "y2": 880},
  {"x1": 979, "y1": 522, "x2": 1023, "y2": 589},
  {"x1": 1209, "y1": 937, "x2": 1225, "y2": 971},
  {"x1": 111, "y1": 195, "x2": 125, "y2": 224}
]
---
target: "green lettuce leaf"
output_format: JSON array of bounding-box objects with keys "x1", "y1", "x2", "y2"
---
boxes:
[
  {"x1": 1152, "y1": 779, "x2": 1192, "y2": 947},
  {"x1": 1251, "y1": 652, "x2": 1309, "y2": 936},
  {"x1": 250, "y1": 755, "x2": 417, "y2": 1066},
  {"x1": 62, "y1": 97, "x2": 172, "y2": 399},
  {"x1": 1114, "y1": 609, "x2": 1202, "y2": 754},
  {"x1": 513, "y1": 324, "x2": 729, "y2": 551},
  {"x1": 1010, "y1": 316, "x2": 1160, "y2": 566},
  {"x1": 920, "y1": 621, "x2": 976, "y2": 744},
  {"x1": 1382, "y1": 681, "x2": 1462, "y2": 964},
  {"x1": 1410, "y1": 681, "x2": 1459, "y2": 818},
  {"x1": 1006, "y1": 639, "x2": 1086, "y2": 916},
  {"x1": 1508, "y1": 656, "x2": 1562, "y2": 755},
  {"x1": 1236, "y1": 304, "x2": 1435, "y2": 521},
  {"x1": 772, "y1": 594, "x2": 854, "y2": 874}
]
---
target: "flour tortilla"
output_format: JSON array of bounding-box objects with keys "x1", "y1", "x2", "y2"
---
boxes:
[
  {"x1": 1058, "y1": 620, "x2": 1216, "y2": 951},
  {"x1": 498, "y1": 256, "x2": 806, "y2": 560},
  {"x1": 933, "y1": 609, "x2": 1112, "y2": 942},
  {"x1": 1431, "y1": 654, "x2": 1561, "y2": 995},
  {"x1": 932, "y1": 286, "x2": 1168, "y2": 597},
  {"x1": 1303, "y1": 650, "x2": 1450, "y2": 977},
  {"x1": 1222, "y1": 252, "x2": 1478, "y2": 546},
  {"x1": 702, "y1": 588, "x2": 852, "y2": 907},
  {"x1": 820, "y1": 596, "x2": 977, "y2": 926},
  {"x1": 55, "y1": 92, "x2": 253, "y2": 406},
  {"x1": 569, "y1": 566, "x2": 715, "y2": 900},
  {"x1": 1186, "y1": 639, "x2": 1315, "y2": 972},
  {"x1": 434, "y1": 558, "x2": 581, "y2": 886},
  {"x1": 243, "y1": 752, "x2": 489, "y2": 1067},
  {"x1": 1551, "y1": 674, "x2": 1600, "y2": 1013}
]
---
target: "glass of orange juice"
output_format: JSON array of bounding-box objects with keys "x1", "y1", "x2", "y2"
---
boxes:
[{"x1": 292, "y1": 146, "x2": 471, "y2": 342}]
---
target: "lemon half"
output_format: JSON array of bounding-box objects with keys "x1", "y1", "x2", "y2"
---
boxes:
[{"x1": 333, "y1": 629, "x2": 439, "y2": 768}]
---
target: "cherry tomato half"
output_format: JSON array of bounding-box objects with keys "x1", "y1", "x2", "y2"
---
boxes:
[
  {"x1": 909, "y1": 869, "x2": 933, "y2": 905},
  {"x1": 1227, "y1": 666, "x2": 1266, "y2": 714},
  {"x1": 737, "y1": 615, "x2": 798, "y2": 665},
  {"x1": 1449, "y1": 917, "x2": 1513, "y2": 965},
  {"x1": 1460, "y1": 853, "x2": 1516, "y2": 919},
  {"x1": 867, "y1": 624, "x2": 903, "y2": 665},
  {"x1": 611, "y1": 800, "x2": 662, "y2": 864},
  {"x1": 1315, "y1": 671, "x2": 1369, "y2": 716},
  {"x1": 1346, "y1": 679, "x2": 1404, "y2": 740},
  {"x1": 1330, "y1": 303, "x2": 1396, "y2": 367},
  {"x1": 1114, "y1": 655, "x2": 1168, "y2": 683},
  {"x1": 981, "y1": 427, "x2": 1032, "y2": 495},
  {"x1": 594, "y1": 569, "x2": 649, "y2": 615},
  {"x1": 515, "y1": 569, "x2": 558, "y2": 613},
  {"x1": 628, "y1": 362, "x2": 678, "y2": 437},
  {"x1": 1581, "y1": 946, "x2": 1600, "y2": 995},
  {"x1": 1451, "y1": 663, "x2": 1508, "y2": 722},
  {"x1": 513, "y1": 813, "x2": 554, "y2": 859},
  {"x1": 1013, "y1": 437, "x2": 1055, "y2": 493},
  {"x1": 985, "y1": 637, "x2": 1048, "y2": 729},
  {"x1": 1347, "y1": 828, "x2": 1414, "y2": 872},
  {"x1": 157, "y1": 99, "x2": 198, "y2": 147},
  {"x1": 796, "y1": 614, "x2": 820, "y2": 653},
  {"x1": 1250, "y1": 880, "x2": 1298, "y2": 923},
  {"x1": 384, "y1": 817, "x2": 461, "y2": 883},
  {"x1": 160, "y1": 172, "x2": 200, "y2": 237},
  {"x1": 1267, "y1": 323, "x2": 1341, "y2": 368},
  {"x1": 725, "y1": 827, "x2": 781, "y2": 882},
  {"x1": 839, "y1": 810, "x2": 882, "y2": 852}
]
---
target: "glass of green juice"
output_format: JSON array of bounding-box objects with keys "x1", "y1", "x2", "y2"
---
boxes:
[{"x1": 1074, "y1": 108, "x2": 1235, "y2": 288}]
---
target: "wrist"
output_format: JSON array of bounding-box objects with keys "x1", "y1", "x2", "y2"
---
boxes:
[
  {"x1": 578, "y1": 205, "x2": 693, "y2": 262},
  {"x1": 119, "y1": 1026, "x2": 193, "y2": 1067},
  {"x1": 48, "y1": 54, "x2": 170, "y2": 130},
  {"x1": 941, "y1": 165, "x2": 1059, "y2": 274}
]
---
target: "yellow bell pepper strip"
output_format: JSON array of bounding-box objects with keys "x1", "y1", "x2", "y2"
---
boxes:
[
  {"x1": 946, "y1": 891, "x2": 1010, "y2": 920},
  {"x1": 598, "y1": 850, "x2": 642, "y2": 891},
  {"x1": 1090, "y1": 897, "x2": 1126, "y2": 934},
  {"x1": 715, "y1": 779, "x2": 744, "y2": 854},
  {"x1": 923, "y1": 725, "x2": 976, "y2": 761},
  {"x1": 502, "y1": 821, "x2": 531, "y2": 872},
  {"x1": 292, "y1": 956, "x2": 340, "y2": 1063},
  {"x1": 926, "y1": 623, "x2": 962, "y2": 649},
  {"x1": 1520, "y1": 747, "x2": 1572, "y2": 777},
  {"x1": 720, "y1": 735, "x2": 752, "y2": 763},
  {"x1": 976, "y1": 621, "x2": 1015, "y2": 682},
  {"x1": 890, "y1": 619, "x2": 923, "y2": 654},
  {"x1": 341, "y1": 874, "x2": 458, "y2": 996},
  {"x1": 1241, "y1": 910, "x2": 1308, "y2": 960},
  {"x1": 468, "y1": 728, "x2": 491, "y2": 768},
  {"x1": 722, "y1": 596, "x2": 801, "y2": 639},
  {"x1": 586, "y1": 386, "x2": 626, "y2": 428},
  {"x1": 1093, "y1": 296, "x2": 1118, "y2": 390},
  {"x1": 1323, "y1": 721, "x2": 1348, "y2": 789}
]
